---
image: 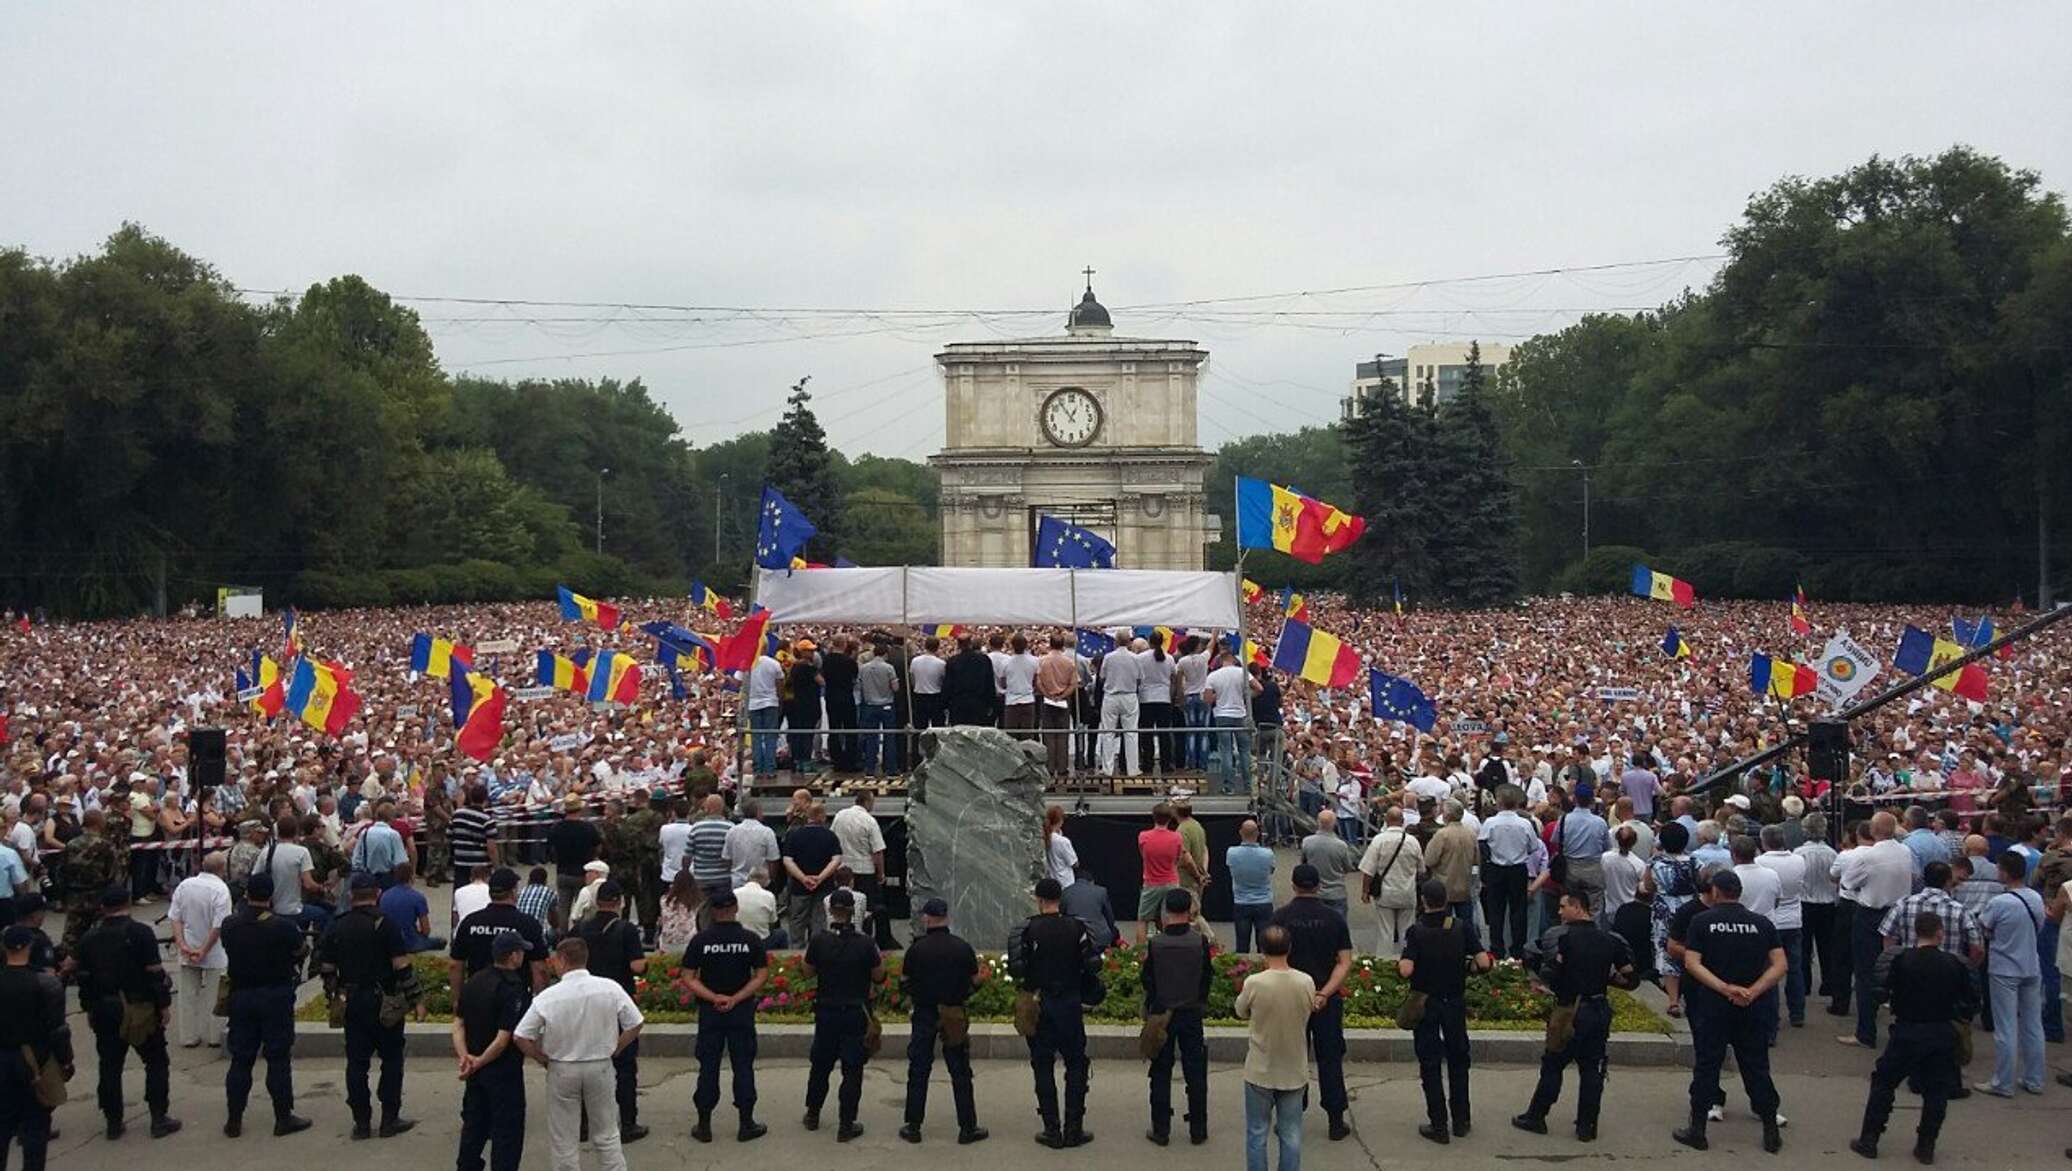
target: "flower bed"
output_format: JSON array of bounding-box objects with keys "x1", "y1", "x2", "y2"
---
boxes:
[{"x1": 305, "y1": 947, "x2": 1665, "y2": 1034}]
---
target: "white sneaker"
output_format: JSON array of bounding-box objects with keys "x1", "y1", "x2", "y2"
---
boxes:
[
  {"x1": 1707, "y1": 1105, "x2": 1726, "y2": 1122},
  {"x1": 1778, "y1": 1113, "x2": 1789, "y2": 1128}
]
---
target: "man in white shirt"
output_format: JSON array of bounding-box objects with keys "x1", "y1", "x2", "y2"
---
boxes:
[
  {"x1": 1098, "y1": 645, "x2": 1145, "y2": 776},
  {"x1": 733, "y1": 868, "x2": 781, "y2": 943},
  {"x1": 452, "y1": 866, "x2": 493, "y2": 931},
  {"x1": 722, "y1": 798, "x2": 782, "y2": 889},
  {"x1": 1478, "y1": 791, "x2": 1539, "y2": 959},
  {"x1": 1358, "y1": 807, "x2": 1426, "y2": 956},
  {"x1": 746, "y1": 654, "x2": 786, "y2": 776},
  {"x1": 1730, "y1": 834, "x2": 1782, "y2": 920},
  {"x1": 168, "y1": 850, "x2": 234, "y2": 1047},
  {"x1": 1000, "y1": 635, "x2": 1041, "y2": 741},
  {"x1": 658, "y1": 805, "x2": 692, "y2": 885},
  {"x1": 830, "y1": 794, "x2": 892, "y2": 947},
  {"x1": 1175, "y1": 642, "x2": 1211, "y2": 771},
  {"x1": 515, "y1": 936, "x2": 645, "y2": 1171},
  {"x1": 1202, "y1": 652, "x2": 1257, "y2": 796},
  {"x1": 1752, "y1": 823, "x2": 1810, "y2": 1031},
  {"x1": 909, "y1": 638, "x2": 947, "y2": 732},
  {"x1": 1834, "y1": 812, "x2": 1916, "y2": 1048}
]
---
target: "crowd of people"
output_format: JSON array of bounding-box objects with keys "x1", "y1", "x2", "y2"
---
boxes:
[{"x1": 0, "y1": 588, "x2": 2068, "y2": 1168}]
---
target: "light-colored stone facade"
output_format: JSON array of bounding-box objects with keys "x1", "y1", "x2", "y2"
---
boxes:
[{"x1": 929, "y1": 290, "x2": 1216, "y2": 569}]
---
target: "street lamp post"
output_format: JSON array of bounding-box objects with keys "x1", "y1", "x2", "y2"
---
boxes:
[
  {"x1": 595, "y1": 467, "x2": 611, "y2": 555},
  {"x1": 1572, "y1": 459, "x2": 1591, "y2": 560}
]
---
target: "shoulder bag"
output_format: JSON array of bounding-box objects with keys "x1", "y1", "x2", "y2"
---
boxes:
[
  {"x1": 1395, "y1": 915, "x2": 1455, "y2": 1029},
  {"x1": 1365, "y1": 830, "x2": 1410, "y2": 901},
  {"x1": 24, "y1": 1045, "x2": 65, "y2": 1109}
]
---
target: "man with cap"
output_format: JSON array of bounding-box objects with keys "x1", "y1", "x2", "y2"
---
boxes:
[
  {"x1": 449, "y1": 866, "x2": 550, "y2": 1005},
  {"x1": 576, "y1": 881, "x2": 649, "y2": 1143},
  {"x1": 1512, "y1": 889, "x2": 1636, "y2": 1142},
  {"x1": 318, "y1": 872, "x2": 421, "y2": 1139},
  {"x1": 73, "y1": 884, "x2": 179, "y2": 1140},
  {"x1": 0, "y1": 922, "x2": 70, "y2": 1170},
  {"x1": 219, "y1": 872, "x2": 311, "y2": 1136},
  {"x1": 1270, "y1": 863, "x2": 1354, "y2": 1140},
  {"x1": 1010, "y1": 877, "x2": 1099, "y2": 1149},
  {"x1": 455, "y1": 930, "x2": 531, "y2": 1171},
  {"x1": 681, "y1": 885, "x2": 771, "y2": 1142},
  {"x1": 1399, "y1": 877, "x2": 1492, "y2": 1143},
  {"x1": 802, "y1": 887, "x2": 882, "y2": 1141},
  {"x1": 1141, "y1": 886, "x2": 1213, "y2": 1147},
  {"x1": 544, "y1": 794, "x2": 601, "y2": 933},
  {"x1": 899, "y1": 897, "x2": 985, "y2": 1144}
]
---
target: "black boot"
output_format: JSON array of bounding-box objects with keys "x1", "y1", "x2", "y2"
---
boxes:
[
  {"x1": 1511, "y1": 1113, "x2": 1548, "y2": 1134},
  {"x1": 351, "y1": 1113, "x2": 373, "y2": 1141},
  {"x1": 1146, "y1": 1127, "x2": 1170, "y2": 1147},
  {"x1": 737, "y1": 1114, "x2": 767, "y2": 1143},
  {"x1": 1673, "y1": 1118, "x2": 1709, "y2": 1151},
  {"x1": 1913, "y1": 1138, "x2": 1934, "y2": 1165},
  {"x1": 223, "y1": 1114, "x2": 242, "y2": 1139},
  {"x1": 1418, "y1": 1122, "x2": 1450, "y2": 1144},
  {"x1": 1327, "y1": 1112, "x2": 1351, "y2": 1141},
  {"x1": 900, "y1": 1123, "x2": 924, "y2": 1143},
  {"x1": 620, "y1": 1121, "x2": 650, "y2": 1144},
  {"x1": 692, "y1": 1112, "x2": 713, "y2": 1143},
  {"x1": 1063, "y1": 1121, "x2": 1092, "y2": 1147},
  {"x1": 958, "y1": 1126, "x2": 990, "y2": 1144},
  {"x1": 150, "y1": 1115, "x2": 182, "y2": 1139},
  {"x1": 1763, "y1": 1117, "x2": 1783, "y2": 1154},
  {"x1": 1849, "y1": 1136, "x2": 1879, "y2": 1159},
  {"x1": 837, "y1": 1120, "x2": 865, "y2": 1142},
  {"x1": 1035, "y1": 1117, "x2": 1065, "y2": 1149},
  {"x1": 802, "y1": 1107, "x2": 820, "y2": 1132},
  {"x1": 105, "y1": 1115, "x2": 125, "y2": 1141},
  {"x1": 274, "y1": 1114, "x2": 314, "y2": 1137},
  {"x1": 379, "y1": 1114, "x2": 416, "y2": 1139}
]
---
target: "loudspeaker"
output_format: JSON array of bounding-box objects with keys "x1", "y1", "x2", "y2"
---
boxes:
[
  {"x1": 1808, "y1": 720, "x2": 1850, "y2": 783},
  {"x1": 189, "y1": 726, "x2": 227, "y2": 789}
]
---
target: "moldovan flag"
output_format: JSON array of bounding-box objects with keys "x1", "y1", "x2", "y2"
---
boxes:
[
  {"x1": 1241, "y1": 579, "x2": 1264, "y2": 604},
  {"x1": 1630, "y1": 564, "x2": 1696, "y2": 609},
  {"x1": 716, "y1": 608, "x2": 773, "y2": 674},
  {"x1": 583, "y1": 650, "x2": 642, "y2": 704},
  {"x1": 1895, "y1": 626, "x2": 1989, "y2": 701},
  {"x1": 409, "y1": 633, "x2": 475, "y2": 679},
  {"x1": 1661, "y1": 627, "x2": 1691, "y2": 660},
  {"x1": 1790, "y1": 584, "x2": 1812, "y2": 636},
  {"x1": 284, "y1": 657, "x2": 361, "y2": 737},
  {"x1": 557, "y1": 585, "x2": 621, "y2": 630},
  {"x1": 689, "y1": 580, "x2": 733, "y2": 620},
  {"x1": 1271, "y1": 618, "x2": 1362, "y2": 688},
  {"x1": 1748, "y1": 652, "x2": 1817, "y2": 699},
  {"x1": 927, "y1": 623, "x2": 965, "y2": 641},
  {"x1": 1282, "y1": 590, "x2": 1311, "y2": 623},
  {"x1": 1234, "y1": 476, "x2": 1366, "y2": 564},
  {"x1": 449, "y1": 670, "x2": 506, "y2": 762},
  {"x1": 534, "y1": 650, "x2": 589, "y2": 693},
  {"x1": 248, "y1": 654, "x2": 285, "y2": 717}
]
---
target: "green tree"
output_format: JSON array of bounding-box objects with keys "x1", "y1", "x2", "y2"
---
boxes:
[
  {"x1": 1341, "y1": 375, "x2": 1437, "y2": 604},
  {"x1": 1203, "y1": 425, "x2": 1352, "y2": 587},
  {"x1": 840, "y1": 487, "x2": 938, "y2": 565},
  {"x1": 1426, "y1": 343, "x2": 1519, "y2": 605},
  {"x1": 765, "y1": 377, "x2": 843, "y2": 558}
]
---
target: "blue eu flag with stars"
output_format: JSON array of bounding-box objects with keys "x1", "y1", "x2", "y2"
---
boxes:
[
  {"x1": 755, "y1": 485, "x2": 818, "y2": 570},
  {"x1": 1369, "y1": 668, "x2": 1438, "y2": 733},
  {"x1": 1033, "y1": 514, "x2": 1116, "y2": 569}
]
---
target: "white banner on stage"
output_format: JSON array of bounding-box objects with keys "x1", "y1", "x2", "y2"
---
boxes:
[{"x1": 752, "y1": 567, "x2": 1241, "y2": 629}]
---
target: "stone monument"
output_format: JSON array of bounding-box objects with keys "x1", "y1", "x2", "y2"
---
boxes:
[{"x1": 905, "y1": 725, "x2": 1048, "y2": 951}]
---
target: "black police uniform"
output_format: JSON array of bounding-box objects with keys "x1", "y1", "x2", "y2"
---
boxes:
[
  {"x1": 802, "y1": 921, "x2": 881, "y2": 1130},
  {"x1": 456, "y1": 964, "x2": 529, "y2": 1171},
  {"x1": 1855, "y1": 945, "x2": 1976, "y2": 1157},
  {"x1": 1519, "y1": 919, "x2": 1634, "y2": 1135},
  {"x1": 683, "y1": 920, "x2": 769, "y2": 1131},
  {"x1": 1401, "y1": 910, "x2": 1484, "y2": 1136},
  {"x1": 1010, "y1": 910, "x2": 1097, "y2": 1143},
  {"x1": 319, "y1": 901, "x2": 411, "y2": 1130},
  {"x1": 1269, "y1": 896, "x2": 1352, "y2": 1129},
  {"x1": 0, "y1": 957, "x2": 72, "y2": 1168},
  {"x1": 1681, "y1": 901, "x2": 1783, "y2": 1138},
  {"x1": 451, "y1": 901, "x2": 550, "y2": 979},
  {"x1": 1141, "y1": 923, "x2": 1212, "y2": 1143},
  {"x1": 901, "y1": 924, "x2": 980, "y2": 1136},
  {"x1": 220, "y1": 903, "x2": 307, "y2": 1126},
  {"x1": 74, "y1": 909, "x2": 173, "y2": 1129},
  {"x1": 578, "y1": 910, "x2": 647, "y2": 1131}
]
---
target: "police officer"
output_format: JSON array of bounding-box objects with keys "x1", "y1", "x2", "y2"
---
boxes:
[
  {"x1": 1673, "y1": 868, "x2": 1787, "y2": 1153},
  {"x1": 1141, "y1": 887, "x2": 1212, "y2": 1147},
  {"x1": 0, "y1": 924, "x2": 70, "y2": 1171},
  {"x1": 1269, "y1": 864, "x2": 1353, "y2": 1140},
  {"x1": 1011, "y1": 877, "x2": 1098, "y2": 1149},
  {"x1": 455, "y1": 931, "x2": 531, "y2": 1171},
  {"x1": 801, "y1": 887, "x2": 881, "y2": 1141},
  {"x1": 899, "y1": 897, "x2": 985, "y2": 1145},
  {"x1": 1399, "y1": 877, "x2": 1492, "y2": 1144},
  {"x1": 682, "y1": 887, "x2": 770, "y2": 1143},
  {"x1": 449, "y1": 867, "x2": 550, "y2": 1003},
  {"x1": 74, "y1": 886, "x2": 179, "y2": 1140},
  {"x1": 58, "y1": 810, "x2": 119, "y2": 963},
  {"x1": 576, "y1": 881, "x2": 649, "y2": 1143},
  {"x1": 318, "y1": 872, "x2": 419, "y2": 1140},
  {"x1": 220, "y1": 872, "x2": 311, "y2": 1137},
  {"x1": 1848, "y1": 909, "x2": 1975, "y2": 1164},
  {"x1": 1511, "y1": 890, "x2": 1636, "y2": 1141}
]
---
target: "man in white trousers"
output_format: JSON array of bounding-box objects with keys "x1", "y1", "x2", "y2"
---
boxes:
[
  {"x1": 1098, "y1": 639, "x2": 1145, "y2": 775},
  {"x1": 1359, "y1": 806, "x2": 1427, "y2": 957},
  {"x1": 167, "y1": 850, "x2": 233, "y2": 1047},
  {"x1": 515, "y1": 935, "x2": 645, "y2": 1171}
]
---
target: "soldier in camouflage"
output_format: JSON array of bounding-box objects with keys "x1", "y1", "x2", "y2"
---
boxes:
[
  {"x1": 620, "y1": 787, "x2": 666, "y2": 939},
  {"x1": 60, "y1": 809, "x2": 121, "y2": 964}
]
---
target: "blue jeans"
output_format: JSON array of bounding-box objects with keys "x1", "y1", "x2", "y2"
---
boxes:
[
  {"x1": 1243, "y1": 1082, "x2": 1303, "y2": 1171},
  {"x1": 1776, "y1": 927, "x2": 1805, "y2": 1030},
  {"x1": 1212, "y1": 716, "x2": 1250, "y2": 794},
  {"x1": 1232, "y1": 902, "x2": 1274, "y2": 953},
  {"x1": 857, "y1": 703, "x2": 897, "y2": 775},
  {"x1": 1182, "y1": 696, "x2": 1210, "y2": 769},
  {"x1": 2041, "y1": 921, "x2": 2064, "y2": 1042},
  {"x1": 1852, "y1": 902, "x2": 1884, "y2": 1045},
  {"x1": 1987, "y1": 972, "x2": 2045, "y2": 1093},
  {"x1": 748, "y1": 706, "x2": 782, "y2": 774}
]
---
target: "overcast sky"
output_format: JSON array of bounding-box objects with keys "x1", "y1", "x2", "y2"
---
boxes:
[{"x1": 7, "y1": 3, "x2": 2069, "y2": 459}]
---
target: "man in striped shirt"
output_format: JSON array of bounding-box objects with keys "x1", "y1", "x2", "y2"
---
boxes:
[
  {"x1": 449, "y1": 784, "x2": 500, "y2": 878},
  {"x1": 1881, "y1": 861, "x2": 1985, "y2": 963},
  {"x1": 687, "y1": 795, "x2": 734, "y2": 895}
]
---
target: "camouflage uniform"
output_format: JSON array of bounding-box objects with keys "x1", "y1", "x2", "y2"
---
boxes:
[
  {"x1": 620, "y1": 802, "x2": 664, "y2": 931},
  {"x1": 60, "y1": 829, "x2": 120, "y2": 959}
]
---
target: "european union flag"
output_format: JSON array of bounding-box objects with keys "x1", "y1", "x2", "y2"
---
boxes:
[
  {"x1": 640, "y1": 621, "x2": 716, "y2": 671},
  {"x1": 755, "y1": 485, "x2": 818, "y2": 570},
  {"x1": 1368, "y1": 668, "x2": 1438, "y2": 733},
  {"x1": 1076, "y1": 628, "x2": 1117, "y2": 658},
  {"x1": 1953, "y1": 614, "x2": 1994, "y2": 649},
  {"x1": 1033, "y1": 514, "x2": 1116, "y2": 569},
  {"x1": 667, "y1": 663, "x2": 688, "y2": 701}
]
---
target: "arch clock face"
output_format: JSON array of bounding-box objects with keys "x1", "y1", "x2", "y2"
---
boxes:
[{"x1": 1040, "y1": 387, "x2": 1101, "y2": 447}]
